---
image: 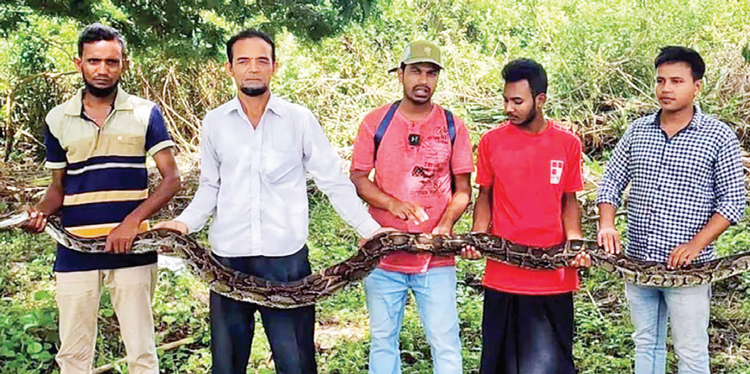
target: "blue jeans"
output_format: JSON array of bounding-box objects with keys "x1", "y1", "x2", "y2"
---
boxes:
[
  {"x1": 364, "y1": 266, "x2": 462, "y2": 374},
  {"x1": 625, "y1": 282, "x2": 711, "y2": 374}
]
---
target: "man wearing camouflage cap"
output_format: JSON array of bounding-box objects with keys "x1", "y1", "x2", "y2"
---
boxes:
[{"x1": 350, "y1": 40, "x2": 474, "y2": 373}]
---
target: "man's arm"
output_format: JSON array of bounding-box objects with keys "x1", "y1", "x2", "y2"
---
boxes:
[
  {"x1": 349, "y1": 171, "x2": 428, "y2": 225},
  {"x1": 155, "y1": 117, "x2": 224, "y2": 235},
  {"x1": 433, "y1": 116, "x2": 473, "y2": 234},
  {"x1": 471, "y1": 135, "x2": 494, "y2": 235},
  {"x1": 562, "y1": 191, "x2": 592, "y2": 267},
  {"x1": 561, "y1": 134, "x2": 584, "y2": 242},
  {"x1": 471, "y1": 186, "x2": 492, "y2": 233},
  {"x1": 461, "y1": 185, "x2": 491, "y2": 260},
  {"x1": 106, "y1": 148, "x2": 181, "y2": 253},
  {"x1": 21, "y1": 169, "x2": 65, "y2": 233},
  {"x1": 597, "y1": 203, "x2": 621, "y2": 254},
  {"x1": 25, "y1": 121, "x2": 67, "y2": 232},
  {"x1": 562, "y1": 192, "x2": 582, "y2": 240},
  {"x1": 432, "y1": 173, "x2": 471, "y2": 234},
  {"x1": 596, "y1": 125, "x2": 635, "y2": 254},
  {"x1": 302, "y1": 114, "x2": 381, "y2": 238},
  {"x1": 667, "y1": 213, "x2": 731, "y2": 269},
  {"x1": 667, "y1": 129, "x2": 745, "y2": 268}
]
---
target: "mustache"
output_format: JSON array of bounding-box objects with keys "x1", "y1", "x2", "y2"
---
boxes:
[{"x1": 83, "y1": 74, "x2": 118, "y2": 98}]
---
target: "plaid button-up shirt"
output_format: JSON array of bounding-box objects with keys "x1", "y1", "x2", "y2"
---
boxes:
[{"x1": 596, "y1": 108, "x2": 745, "y2": 263}]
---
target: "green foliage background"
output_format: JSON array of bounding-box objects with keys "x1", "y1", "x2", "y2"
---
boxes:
[{"x1": 1, "y1": 0, "x2": 750, "y2": 373}]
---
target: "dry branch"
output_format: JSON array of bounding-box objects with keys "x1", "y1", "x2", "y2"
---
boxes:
[{"x1": 91, "y1": 337, "x2": 195, "y2": 374}]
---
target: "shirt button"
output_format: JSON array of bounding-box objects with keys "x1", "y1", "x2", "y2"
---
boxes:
[{"x1": 117, "y1": 136, "x2": 123, "y2": 141}]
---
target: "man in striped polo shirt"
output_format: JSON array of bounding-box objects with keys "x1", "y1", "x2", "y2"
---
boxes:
[{"x1": 22, "y1": 24, "x2": 180, "y2": 374}]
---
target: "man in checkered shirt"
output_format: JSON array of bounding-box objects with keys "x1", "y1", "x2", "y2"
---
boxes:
[{"x1": 596, "y1": 46, "x2": 745, "y2": 374}]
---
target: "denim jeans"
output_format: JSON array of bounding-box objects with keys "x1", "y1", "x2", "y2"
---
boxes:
[
  {"x1": 363, "y1": 266, "x2": 462, "y2": 374},
  {"x1": 625, "y1": 282, "x2": 711, "y2": 374}
]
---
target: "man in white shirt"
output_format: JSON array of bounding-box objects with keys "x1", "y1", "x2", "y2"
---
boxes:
[{"x1": 156, "y1": 29, "x2": 382, "y2": 374}]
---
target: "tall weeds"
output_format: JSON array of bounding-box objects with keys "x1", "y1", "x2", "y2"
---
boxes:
[{"x1": 2, "y1": 0, "x2": 750, "y2": 159}]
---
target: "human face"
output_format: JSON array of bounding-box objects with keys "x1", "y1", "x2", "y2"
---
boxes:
[
  {"x1": 75, "y1": 40, "x2": 126, "y2": 97},
  {"x1": 225, "y1": 37, "x2": 277, "y2": 97},
  {"x1": 503, "y1": 80, "x2": 544, "y2": 127},
  {"x1": 399, "y1": 62, "x2": 440, "y2": 105},
  {"x1": 655, "y1": 62, "x2": 701, "y2": 113}
]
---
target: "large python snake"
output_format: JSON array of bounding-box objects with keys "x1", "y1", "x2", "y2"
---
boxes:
[{"x1": 2, "y1": 211, "x2": 750, "y2": 309}]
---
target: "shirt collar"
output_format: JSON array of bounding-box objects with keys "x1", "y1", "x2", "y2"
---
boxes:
[
  {"x1": 63, "y1": 86, "x2": 132, "y2": 116},
  {"x1": 224, "y1": 94, "x2": 283, "y2": 117},
  {"x1": 652, "y1": 105, "x2": 704, "y2": 130}
]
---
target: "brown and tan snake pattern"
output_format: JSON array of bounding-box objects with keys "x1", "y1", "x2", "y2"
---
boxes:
[{"x1": 2, "y1": 211, "x2": 749, "y2": 309}]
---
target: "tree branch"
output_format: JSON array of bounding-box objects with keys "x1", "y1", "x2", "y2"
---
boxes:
[{"x1": 91, "y1": 337, "x2": 195, "y2": 374}]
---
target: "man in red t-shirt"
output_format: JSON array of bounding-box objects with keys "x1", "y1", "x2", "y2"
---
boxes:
[
  {"x1": 350, "y1": 40, "x2": 473, "y2": 374},
  {"x1": 463, "y1": 59, "x2": 590, "y2": 374}
]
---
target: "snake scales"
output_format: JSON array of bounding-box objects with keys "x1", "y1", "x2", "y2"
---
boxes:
[{"x1": 2, "y1": 211, "x2": 749, "y2": 309}]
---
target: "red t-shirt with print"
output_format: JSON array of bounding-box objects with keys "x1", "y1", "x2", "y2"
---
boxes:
[
  {"x1": 351, "y1": 103, "x2": 474, "y2": 274},
  {"x1": 476, "y1": 120, "x2": 584, "y2": 294}
]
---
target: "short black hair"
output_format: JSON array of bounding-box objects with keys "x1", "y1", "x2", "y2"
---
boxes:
[
  {"x1": 226, "y1": 29, "x2": 275, "y2": 64},
  {"x1": 654, "y1": 46, "x2": 705, "y2": 81},
  {"x1": 77, "y1": 23, "x2": 127, "y2": 57},
  {"x1": 502, "y1": 58, "x2": 547, "y2": 97}
]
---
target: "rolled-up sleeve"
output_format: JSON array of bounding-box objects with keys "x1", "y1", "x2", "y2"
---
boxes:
[
  {"x1": 713, "y1": 129, "x2": 746, "y2": 224},
  {"x1": 596, "y1": 125, "x2": 634, "y2": 208}
]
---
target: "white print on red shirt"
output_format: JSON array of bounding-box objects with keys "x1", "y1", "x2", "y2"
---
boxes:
[{"x1": 550, "y1": 160, "x2": 564, "y2": 185}]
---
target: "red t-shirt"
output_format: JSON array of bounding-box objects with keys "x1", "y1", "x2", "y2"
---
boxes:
[
  {"x1": 351, "y1": 103, "x2": 474, "y2": 273},
  {"x1": 476, "y1": 120, "x2": 584, "y2": 294}
]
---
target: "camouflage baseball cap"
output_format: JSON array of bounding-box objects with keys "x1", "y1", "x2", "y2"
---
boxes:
[{"x1": 389, "y1": 40, "x2": 443, "y2": 73}]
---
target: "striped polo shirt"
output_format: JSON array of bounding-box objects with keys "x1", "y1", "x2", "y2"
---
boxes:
[{"x1": 45, "y1": 87, "x2": 174, "y2": 272}]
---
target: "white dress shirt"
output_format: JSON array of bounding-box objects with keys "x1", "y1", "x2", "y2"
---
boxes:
[{"x1": 176, "y1": 96, "x2": 380, "y2": 257}]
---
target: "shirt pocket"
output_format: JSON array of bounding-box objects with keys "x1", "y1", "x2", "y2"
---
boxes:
[
  {"x1": 263, "y1": 149, "x2": 300, "y2": 183},
  {"x1": 107, "y1": 133, "x2": 145, "y2": 156},
  {"x1": 263, "y1": 122, "x2": 302, "y2": 183}
]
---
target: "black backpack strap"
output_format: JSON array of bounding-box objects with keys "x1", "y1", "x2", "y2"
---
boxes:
[
  {"x1": 373, "y1": 100, "x2": 401, "y2": 161},
  {"x1": 444, "y1": 108, "x2": 458, "y2": 193},
  {"x1": 444, "y1": 108, "x2": 456, "y2": 145},
  {"x1": 373, "y1": 101, "x2": 455, "y2": 162}
]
